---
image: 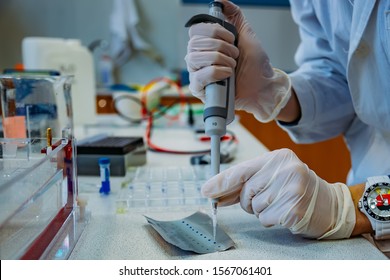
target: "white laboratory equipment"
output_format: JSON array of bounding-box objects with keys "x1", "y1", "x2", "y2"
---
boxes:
[{"x1": 22, "y1": 37, "x2": 96, "y2": 126}]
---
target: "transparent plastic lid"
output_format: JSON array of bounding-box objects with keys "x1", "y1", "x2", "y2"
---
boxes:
[{"x1": 0, "y1": 74, "x2": 74, "y2": 140}]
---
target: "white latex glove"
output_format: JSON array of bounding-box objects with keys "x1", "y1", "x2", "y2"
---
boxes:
[
  {"x1": 202, "y1": 149, "x2": 356, "y2": 239},
  {"x1": 185, "y1": 0, "x2": 291, "y2": 122}
]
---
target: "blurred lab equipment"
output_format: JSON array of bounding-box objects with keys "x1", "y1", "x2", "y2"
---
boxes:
[
  {"x1": 89, "y1": 39, "x2": 115, "y2": 88},
  {"x1": 111, "y1": 83, "x2": 162, "y2": 123},
  {"x1": 77, "y1": 135, "x2": 146, "y2": 176},
  {"x1": 22, "y1": 37, "x2": 96, "y2": 125},
  {"x1": 1, "y1": 72, "x2": 71, "y2": 139},
  {"x1": 0, "y1": 73, "x2": 87, "y2": 259},
  {"x1": 112, "y1": 89, "x2": 143, "y2": 122},
  {"x1": 99, "y1": 55, "x2": 115, "y2": 88},
  {"x1": 109, "y1": 0, "x2": 163, "y2": 67}
]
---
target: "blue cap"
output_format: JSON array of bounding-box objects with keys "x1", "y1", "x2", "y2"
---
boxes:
[{"x1": 98, "y1": 157, "x2": 110, "y2": 165}]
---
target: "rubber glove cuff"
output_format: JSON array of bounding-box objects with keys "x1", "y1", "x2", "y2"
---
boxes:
[
  {"x1": 236, "y1": 68, "x2": 291, "y2": 123},
  {"x1": 290, "y1": 183, "x2": 356, "y2": 240}
]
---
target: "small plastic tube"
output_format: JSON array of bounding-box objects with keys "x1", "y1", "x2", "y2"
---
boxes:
[
  {"x1": 77, "y1": 195, "x2": 88, "y2": 221},
  {"x1": 99, "y1": 157, "x2": 111, "y2": 194},
  {"x1": 46, "y1": 127, "x2": 52, "y2": 155}
]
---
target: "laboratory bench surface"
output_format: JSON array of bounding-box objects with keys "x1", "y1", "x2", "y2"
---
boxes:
[{"x1": 69, "y1": 117, "x2": 388, "y2": 260}]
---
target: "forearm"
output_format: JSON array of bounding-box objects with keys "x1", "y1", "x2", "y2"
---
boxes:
[
  {"x1": 349, "y1": 183, "x2": 374, "y2": 236},
  {"x1": 277, "y1": 87, "x2": 301, "y2": 123}
]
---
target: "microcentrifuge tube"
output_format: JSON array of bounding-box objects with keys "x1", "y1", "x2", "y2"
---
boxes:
[{"x1": 99, "y1": 157, "x2": 111, "y2": 194}]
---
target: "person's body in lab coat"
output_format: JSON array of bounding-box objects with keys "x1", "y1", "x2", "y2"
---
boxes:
[{"x1": 185, "y1": 0, "x2": 390, "y2": 256}]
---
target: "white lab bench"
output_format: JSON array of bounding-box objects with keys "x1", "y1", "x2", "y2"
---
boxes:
[{"x1": 69, "y1": 116, "x2": 387, "y2": 260}]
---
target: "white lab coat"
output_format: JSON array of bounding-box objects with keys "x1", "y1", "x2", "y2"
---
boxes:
[{"x1": 280, "y1": 0, "x2": 390, "y2": 185}]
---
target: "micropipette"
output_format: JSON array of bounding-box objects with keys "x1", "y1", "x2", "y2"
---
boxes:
[{"x1": 186, "y1": 1, "x2": 238, "y2": 240}]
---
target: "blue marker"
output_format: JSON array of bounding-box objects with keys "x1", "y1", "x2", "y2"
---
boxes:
[{"x1": 99, "y1": 157, "x2": 111, "y2": 194}]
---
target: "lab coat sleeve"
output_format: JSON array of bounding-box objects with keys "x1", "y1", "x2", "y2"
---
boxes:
[{"x1": 278, "y1": 0, "x2": 356, "y2": 144}]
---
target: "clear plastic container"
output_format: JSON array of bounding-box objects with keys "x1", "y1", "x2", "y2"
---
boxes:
[
  {"x1": 0, "y1": 74, "x2": 73, "y2": 139},
  {"x1": 0, "y1": 74, "x2": 87, "y2": 259}
]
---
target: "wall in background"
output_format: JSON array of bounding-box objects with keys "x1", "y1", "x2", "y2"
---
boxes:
[
  {"x1": 0, "y1": 0, "x2": 181, "y2": 84},
  {"x1": 0, "y1": 0, "x2": 299, "y2": 84}
]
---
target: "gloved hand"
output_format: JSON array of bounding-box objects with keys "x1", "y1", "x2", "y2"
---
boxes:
[
  {"x1": 202, "y1": 149, "x2": 356, "y2": 239},
  {"x1": 185, "y1": 0, "x2": 291, "y2": 122}
]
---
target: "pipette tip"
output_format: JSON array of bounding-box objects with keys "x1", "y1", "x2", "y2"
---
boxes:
[{"x1": 212, "y1": 199, "x2": 218, "y2": 241}]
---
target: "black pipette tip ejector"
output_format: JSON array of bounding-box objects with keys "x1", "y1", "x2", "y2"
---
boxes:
[{"x1": 185, "y1": 2, "x2": 237, "y2": 45}]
